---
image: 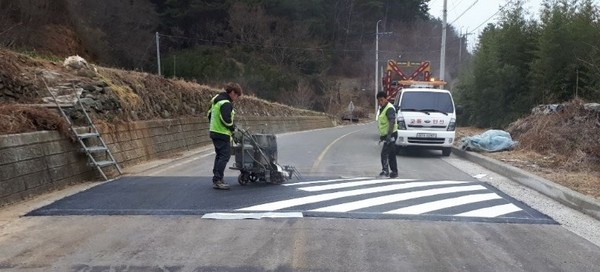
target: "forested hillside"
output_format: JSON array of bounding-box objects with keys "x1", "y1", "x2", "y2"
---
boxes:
[
  {"x1": 2, "y1": 0, "x2": 599, "y2": 129},
  {"x1": 454, "y1": 0, "x2": 600, "y2": 128},
  {"x1": 0, "y1": 0, "x2": 466, "y2": 115}
]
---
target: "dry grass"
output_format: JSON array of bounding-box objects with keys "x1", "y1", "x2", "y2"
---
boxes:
[
  {"x1": 456, "y1": 100, "x2": 600, "y2": 201},
  {"x1": 484, "y1": 150, "x2": 600, "y2": 200},
  {"x1": 507, "y1": 99, "x2": 600, "y2": 172},
  {"x1": 1, "y1": 48, "x2": 327, "y2": 129},
  {"x1": 0, "y1": 105, "x2": 69, "y2": 136}
]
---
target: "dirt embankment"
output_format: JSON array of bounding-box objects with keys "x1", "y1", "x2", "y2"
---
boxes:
[
  {"x1": 0, "y1": 48, "x2": 327, "y2": 136},
  {"x1": 457, "y1": 100, "x2": 600, "y2": 200}
]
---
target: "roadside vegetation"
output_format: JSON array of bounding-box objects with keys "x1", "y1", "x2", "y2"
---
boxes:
[
  {"x1": 454, "y1": 0, "x2": 600, "y2": 128},
  {"x1": 452, "y1": 0, "x2": 600, "y2": 200}
]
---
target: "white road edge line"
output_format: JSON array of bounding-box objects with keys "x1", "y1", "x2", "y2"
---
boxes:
[{"x1": 201, "y1": 212, "x2": 303, "y2": 219}]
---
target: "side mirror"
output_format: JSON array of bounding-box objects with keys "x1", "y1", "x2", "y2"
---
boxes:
[{"x1": 455, "y1": 105, "x2": 464, "y2": 115}]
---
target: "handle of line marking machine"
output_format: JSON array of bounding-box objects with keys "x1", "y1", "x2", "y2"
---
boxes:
[{"x1": 232, "y1": 127, "x2": 250, "y2": 144}]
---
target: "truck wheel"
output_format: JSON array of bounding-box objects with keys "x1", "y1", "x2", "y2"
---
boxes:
[{"x1": 442, "y1": 147, "x2": 452, "y2": 156}]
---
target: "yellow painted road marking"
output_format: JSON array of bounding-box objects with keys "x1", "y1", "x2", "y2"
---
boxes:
[{"x1": 311, "y1": 128, "x2": 366, "y2": 172}]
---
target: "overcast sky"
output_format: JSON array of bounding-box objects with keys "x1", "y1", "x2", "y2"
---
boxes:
[{"x1": 428, "y1": 0, "x2": 544, "y2": 51}]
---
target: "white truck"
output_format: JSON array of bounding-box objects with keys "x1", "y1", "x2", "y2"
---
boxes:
[{"x1": 393, "y1": 85, "x2": 460, "y2": 156}]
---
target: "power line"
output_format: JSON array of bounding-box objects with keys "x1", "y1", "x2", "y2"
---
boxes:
[
  {"x1": 448, "y1": 0, "x2": 467, "y2": 12},
  {"x1": 159, "y1": 33, "x2": 344, "y2": 52},
  {"x1": 449, "y1": 0, "x2": 479, "y2": 25},
  {"x1": 470, "y1": 0, "x2": 514, "y2": 33},
  {"x1": 157, "y1": 22, "x2": 466, "y2": 56},
  {"x1": 158, "y1": 33, "x2": 444, "y2": 54}
]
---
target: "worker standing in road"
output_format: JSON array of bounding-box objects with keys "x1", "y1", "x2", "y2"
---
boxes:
[
  {"x1": 376, "y1": 91, "x2": 398, "y2": 178},
  {"x1": 207, "y1": 83, "x2": 243, "y2": 190}
]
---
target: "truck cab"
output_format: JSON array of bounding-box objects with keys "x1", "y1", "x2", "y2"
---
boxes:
[{"x1": 393, "y1": 87, "x2": 457, "y2": 156}]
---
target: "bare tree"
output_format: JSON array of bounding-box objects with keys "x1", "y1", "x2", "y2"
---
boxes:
[
  {"x1": 65, "y1": 0, "x2": 159, "y2": 69},
  {"x1": 0, "y1": 9, "x2": 20, "y2": 47},
  {"x1": 228, "y1": 3, "x2": 270, "y2": 45},
  {"x1": 280, "y1": 80, "x2": 316, "y2": 109}
]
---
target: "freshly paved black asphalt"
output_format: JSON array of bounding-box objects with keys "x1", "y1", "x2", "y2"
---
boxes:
[{"x1": 27, "y1": 175, "x2": 555, "y2": 224}]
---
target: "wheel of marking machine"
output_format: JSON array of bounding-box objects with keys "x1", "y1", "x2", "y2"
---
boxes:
[
  {"x1": 269, "y1": 170, "x2": 285, "y2": 184},
  {"x1": 248, "y1": 173, "x2": 259, "y2": 183},
  {"x1": 238, "y1": 172, "x2": 250, "y2": 185}
]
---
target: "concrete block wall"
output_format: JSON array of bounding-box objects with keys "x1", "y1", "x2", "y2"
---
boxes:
[
  {"x1": 98, "y1": 118, "x2": 209, "y2": 169},
  {"x1": 0, "y1": 131, "x2": 97, "y2": 206},
  {"x1": 0, "y1": 115, "x2": 335, "y2": 207},
  {"x1": 238, "y1": 116, "x2": 336, "y2": 134},
  {"x1": 99, "y1": 115, "x2": 335, "y2": 169}
]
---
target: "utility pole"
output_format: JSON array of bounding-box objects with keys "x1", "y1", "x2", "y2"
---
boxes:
[
  {"x1": 439, "y1": 0, "x2": 447, "y2": 81},
  {"x1": 156, "y1": 32, "x2": 161, "y2": 76},
  {"x1": 375, "y1": 20, "x2": 382, "y2": 119},
  {"x1": 459, "y1": 29, "x2": 463, "y2": 62},
  {"x1": 459, "y1": 29, "x2": 473, "y2": 63},
  {"x1": 375, "y1": 20, "x2": 392, "y2": 120},
  {"x1": 576, "y1": 69, "x2": 579, "y2": 98}
]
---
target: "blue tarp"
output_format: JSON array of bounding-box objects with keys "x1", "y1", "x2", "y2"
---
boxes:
[{"x1": 459, "y1": 129, "x2": 517, "y2": 152}]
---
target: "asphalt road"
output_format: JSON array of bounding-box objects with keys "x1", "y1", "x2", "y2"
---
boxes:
[{"x1": 1, "y1": 123, "x2": 600, "y2": 271}]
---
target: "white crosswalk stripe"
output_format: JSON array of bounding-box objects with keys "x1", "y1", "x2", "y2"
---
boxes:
[
  {"x1": 456, "y1": 203, "x2": 522, "y2": 218},
  {"x1": 283, "y1": 177, "x2": 371, "y2": 186},
  {"x1": 311, "y1": 185, "x2": 485, "y2": 212},
  {"x1": 299, "y1": 178, "x2": 416, "y2": 192},
  {"x1": 237, "y1": 180, "x2": 466, "y2": 211},
  {"x1": 237, "y1": 178, "x2": 525, "y2": 219},
  {"x1": 384, "y1": 193, "x2": 501, "y2": 215}
]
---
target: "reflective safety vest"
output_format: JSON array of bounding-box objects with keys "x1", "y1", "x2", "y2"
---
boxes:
[
  {"x1": 378, "y1": 102, "x2": 398, "y2": 136},
  {"x1": 209, "y1": 98, "x2": 235, "y2": 136}
]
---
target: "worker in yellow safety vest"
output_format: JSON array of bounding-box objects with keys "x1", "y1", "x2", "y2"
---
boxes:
[
  {"x1": 207, "y1": 83, "x2": 243, "y2": 190},
  {"x1": 376, "y1": 91, "x2": 398, "y2": 178}
]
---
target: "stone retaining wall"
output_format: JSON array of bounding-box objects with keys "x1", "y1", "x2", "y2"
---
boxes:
[
  {"x1": 0, "y1": 115, "x2": 335, "y2": 207},
  {"x1": 0, "y1": 131, "x2": 96, "y2": 206}
]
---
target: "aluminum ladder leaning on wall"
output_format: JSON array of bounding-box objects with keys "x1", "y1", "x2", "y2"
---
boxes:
[{"x1": 43, "y1": 80, "x2": 122, "y2": 181}]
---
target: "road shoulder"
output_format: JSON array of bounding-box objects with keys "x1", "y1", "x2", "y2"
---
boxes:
[{"x1": 444, "y1": 150, "x2": 600, "y2": 247}]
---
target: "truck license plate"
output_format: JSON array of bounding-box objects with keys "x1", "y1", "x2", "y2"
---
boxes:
[{"x1": 416, "y1": 133, "x2": 437, "y2": 138}]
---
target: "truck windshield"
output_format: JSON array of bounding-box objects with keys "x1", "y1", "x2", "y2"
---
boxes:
[{"x1": 398, "y1": 92, "x2": 454, "y2": 113}]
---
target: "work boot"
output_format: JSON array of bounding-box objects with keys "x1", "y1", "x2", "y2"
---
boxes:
[
  {"x1": 378, "y1": 171, "x2": 389, "y2": 178},
  {"x1": 213, "y1": 180, "x2": 230, "y2": 190},
  {"x1": 389, "y1": 172, "x2": 398, "y2": 178}
]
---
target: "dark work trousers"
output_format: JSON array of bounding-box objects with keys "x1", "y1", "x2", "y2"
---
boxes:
[
  {"x1": 211, "y1": 136, "x2": 231, "y2": 182},
  {"x1": 380, "y1": 135, "x2": 398, "y2": 174}
]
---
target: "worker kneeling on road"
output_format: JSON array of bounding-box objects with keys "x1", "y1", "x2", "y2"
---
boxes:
[
  {"x1": 207, "y1": 83, "x2": 243, "y2": 190},
  {"x1": 377, "y1": 91, "x2": 398, "y2": 178}
]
